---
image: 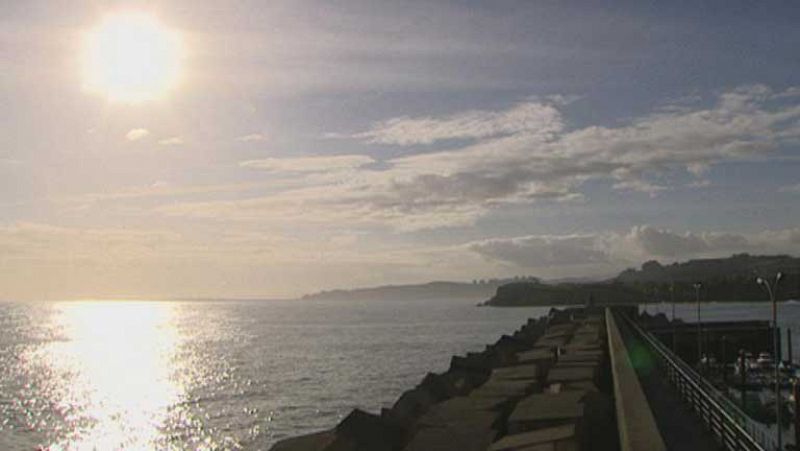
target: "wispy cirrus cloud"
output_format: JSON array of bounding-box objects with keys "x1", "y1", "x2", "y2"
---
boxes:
[
  {"x1": 240, "y1": 154, "x2": 375, "y2": 173},
  {"x1": 156, "y1": 85, "x2": 800, "y2": 231},
  {"x1": 56, "y1": 181, "x2": 271, "y2": 205},
  {"x1": 351, "y1": 102, "x2": 564, "y2": 145},
  {"x1": 237, "y1": 133, "x2": 268, "y2": 142},
  {"x1": 158, "y1": 137, "x2": 184, "y2": 146}
]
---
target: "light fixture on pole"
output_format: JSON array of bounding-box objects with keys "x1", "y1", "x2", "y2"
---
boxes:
[
  {"x1": 757, "y1": 272, "x2": 783, "y2": 451},
  {"x1": 694, "y1": 282, "x2": 702, "y2": 367},
  {"x1": 670, "y1": 282, "x2": 676, "y2": 352}
]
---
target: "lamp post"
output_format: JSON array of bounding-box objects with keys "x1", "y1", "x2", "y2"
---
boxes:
[
  {"x1": 654, "y1": 286, "x2": 659, "y2": 315},
  {"x1": 694, "y1": 282, "x2": 702, "y2": 367},
  {"x1": 757, "y1": 272, "x2": 783, "y2": 451},
  {"x1": 670, "y1": 282, "x2": 676, "y2": 352}
]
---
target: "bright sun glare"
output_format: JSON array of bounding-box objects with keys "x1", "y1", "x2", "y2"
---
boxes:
[{"x1": 82, "y1": 12, "x2": 182, "y2": 103}]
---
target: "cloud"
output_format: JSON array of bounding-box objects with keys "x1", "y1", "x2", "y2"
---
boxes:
[
  {"x1": 125, "y1": 128, "x2": 151, "y2": 141},
  {"x1": 0, "y1": 222, "x2": 396, "y2": 269},
  {"x1": 351, "y1": 101, "x2": 563, "y2": 145},
  {"x1": 158, "y1": 137, "x2": 184, "y2": 146},
  {"x1": 54, "y1": 181, "x2": 274, "y2": 208},
  {"x1": 466, "y1": 225, "x2": 800, "y2": 270},
  {"x1": 158, "y1": 85, "x2": 800, "y2": 231},
  {"x1": 237, "y1": 133, "x2": 267, "y2": 142},
  {"x1": 469, "y1": 234, "x2": 609, "y2": 267},
  {"x1": 624, "y1": 225, "x2": 751, "y2": 257},
  {"x1": 240, "y1": 155, "x2": 375, "y2": 173},
  {"x1": 0, "y1": 221, "x2": 399, "y2": 299},
  {"x1": 0, "y1": 222, "x2": 183, "y2": 262},
  {"x1": 687, "y1": 179, "x2": 711, "y2": 188},
  {"x1": 611, "y1": 179, "x2": 667, "y2": 195},
  {"x1": 687, "y1": 162, "x2": 710, "y2": 176},
  {"x1": 779, "y1": 183, "x2": 800, "y2": 193},
  {"x1": 0, "y1": 157, "x2": 22, "y2": 166}
]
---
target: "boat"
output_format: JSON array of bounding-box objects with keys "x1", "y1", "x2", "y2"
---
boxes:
[{"x1": 756, "y1": 352, "x2": 774, "y2": 369}]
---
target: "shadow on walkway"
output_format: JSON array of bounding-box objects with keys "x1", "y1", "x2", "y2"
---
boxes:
[{"x1": 618, "y1": 319, "x2": 723, "y2": 451}]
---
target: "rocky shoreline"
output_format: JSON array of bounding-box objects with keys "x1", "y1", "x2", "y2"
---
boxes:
[{"x1": 270, "y1": 307, "x2": 617, "y2": 451}]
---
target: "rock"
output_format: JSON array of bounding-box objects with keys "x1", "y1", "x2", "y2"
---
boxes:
[
  {"x1": 269, "y1": 430, "x2": 336, "y2": 451},
  {"x1": 403, "y1": 411, "x2": 498, "y2": 451},
  {"x1": 508, "y1": 391, "x2": 588, "y2": 433},
  {"x1": 469, "y1": 379, "x2": 537, "y2": 400},
  {"x1": 418, "y1": 372, "x2": 452, "y2": 402},
  {"x1": 489, "y1": 424, "x2": 578, "y2": 451},
  {"x1": 383, "y1": 387, "x2": 436, "y2": 428},
  {"x1": 329, "y1": 409, "x2": 402, "y2": 451},
  {"x1": 489, "y1": 364, "x2": 539, "y2": 381},
  {"x1": 546, "y1": 365, "x2": 597, "y2": 384}
]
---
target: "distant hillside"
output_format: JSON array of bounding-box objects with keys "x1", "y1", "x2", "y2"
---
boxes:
[
  {"x1": 484, "y1": 254, "x2": 800, "y2": 307},
  {"x1": 483, "y1": 281, "x2": 642, "y2": 307},
  {"x1": 616, "y1": 253, "x2": 800, "y2": 284},
  {"x1": 301, "y1": 279, "x2": 537, "y2": 302}
]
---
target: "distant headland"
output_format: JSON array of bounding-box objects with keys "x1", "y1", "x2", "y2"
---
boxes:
[
  {"x1": 301, "y1": 279, "x2": 536, "y2": 302},
  {"x1": 302, "y1": 254, "x2": 799, "y2": 306}
]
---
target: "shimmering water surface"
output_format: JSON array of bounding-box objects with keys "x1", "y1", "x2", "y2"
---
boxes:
[
  {"x1": 0, "y1": 299, "x2": 551, "y2": 450},
  {"x1": 1, "y1": 299, "x2": 798, "y2": 450}
]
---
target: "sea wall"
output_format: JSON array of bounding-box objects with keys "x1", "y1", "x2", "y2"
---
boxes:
[{"x1": 270, "y1": 307, "x2": 619, "y2": 451}]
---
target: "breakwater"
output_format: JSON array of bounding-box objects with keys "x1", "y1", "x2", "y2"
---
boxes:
[{"x1": 270, "y1": 307, "x2": 632, "y2": 451}]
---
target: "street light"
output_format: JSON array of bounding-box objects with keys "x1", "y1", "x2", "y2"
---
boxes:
[
  {"x1": 670, "y1": 282, "x2": 676, "y2": 352},
  {"x1": 757, "y1": 272, "x2": 783, "y2": 451},
  {"x1": 670, "y1": 282, "x2": 676, "y2": 321},
  {"x1": 694, "y1": 282, "x2": 702, "y2": 367},
  {"x1": 654, "y1": 286, "x2": 660, "y2": 315}
]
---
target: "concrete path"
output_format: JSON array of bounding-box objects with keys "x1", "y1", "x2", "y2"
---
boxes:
[{"x1": 616, "y1": 317, "x2": 721, "y2": 451}]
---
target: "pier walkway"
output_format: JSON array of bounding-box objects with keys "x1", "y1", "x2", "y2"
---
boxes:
[{"x1": 611, "y1": 310, "x2": 719, "y2": 451}]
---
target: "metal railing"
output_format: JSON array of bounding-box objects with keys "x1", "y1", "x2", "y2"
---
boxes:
[{"x1": 619, "y1": 312, "x2": 774, "y2": 451}]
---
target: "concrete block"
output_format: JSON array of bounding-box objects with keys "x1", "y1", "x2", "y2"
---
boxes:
[
  {"x1": 489, "y1": 424, "x2": 577, "y2": 451},
  {"x1": 508, "y1": 391, "x2": 587, "y2": 433},
  {"x1": 403, "y1": 411, "x2": 498, "y2": 451},
  {"x1": 269, "y1": 430, "x2": 335, "y2": 451},
  {"x1": 384, "y1": 387, "x2": 435, "y2": 427},
  {"x1": 546, "y1": 366, "x2": 596, "y2": 384},
  {"x1": 330, "y1": 409, "x2": 402, "y2": 451},
  {"x1": 490, "y1": 363, "x2": 539, "y2": 381}
]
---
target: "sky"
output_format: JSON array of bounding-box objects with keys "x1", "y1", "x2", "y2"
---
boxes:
[{"x1": 1, "y1": 0, "x2": 799, "y2": 300}]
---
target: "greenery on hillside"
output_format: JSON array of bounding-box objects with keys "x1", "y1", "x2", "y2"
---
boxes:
[{"x1": 484, "y1": 254, "x2": 800, "y2": 306}]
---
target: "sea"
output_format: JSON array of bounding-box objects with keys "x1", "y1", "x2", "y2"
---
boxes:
[{"x1": 0, "y1": 298, "x2": 798, "y2": 450}]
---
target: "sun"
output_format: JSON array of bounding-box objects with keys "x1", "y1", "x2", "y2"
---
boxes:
[{"x1": 82, "y1": 12, "x2": 182, "y2": 103}]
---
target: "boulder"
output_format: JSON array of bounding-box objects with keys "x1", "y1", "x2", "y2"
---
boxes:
[
  {"x1": 328, "y1": 409, "x2": 402, "y2": 451},
  {"x1": 383, "y1": 387, "x2": 436, "y2": 428},
  {"x1": 269, "y1": 430, "x2": 336, "y2": 451}
]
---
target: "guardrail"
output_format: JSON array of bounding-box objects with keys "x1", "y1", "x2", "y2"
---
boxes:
[{"x1": 619, "y1": 311, "x2": 774, "y2": 451}]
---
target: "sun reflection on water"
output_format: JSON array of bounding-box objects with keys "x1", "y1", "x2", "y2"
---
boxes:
[{"x1": 42, "y1": 301, "x2": 181, "y2": 450}]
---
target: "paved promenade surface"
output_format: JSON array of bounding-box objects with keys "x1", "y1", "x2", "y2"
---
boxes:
[{"x1": 615, "y1": 316, "x2": 720, "y2": 451}]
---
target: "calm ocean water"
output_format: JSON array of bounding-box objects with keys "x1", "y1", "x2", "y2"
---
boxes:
[{"x1": 0, "y1": 298, "x2": 798, "y2": 450}]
